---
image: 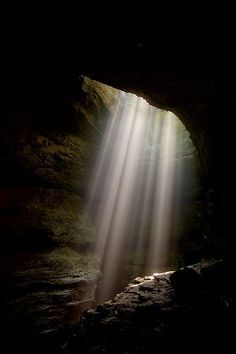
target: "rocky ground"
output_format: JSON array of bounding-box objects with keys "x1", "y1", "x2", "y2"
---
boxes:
[
  {"x1": 0, "y1": 247, "x2": 101, "y2": 352},
  {"x1": 58, "y1": 258, "x2": 233, "y2": 354}
]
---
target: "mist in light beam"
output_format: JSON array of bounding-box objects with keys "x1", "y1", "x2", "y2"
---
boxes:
[{"x1": 85, "y1": 90, "x2": 197, "y2": 303}]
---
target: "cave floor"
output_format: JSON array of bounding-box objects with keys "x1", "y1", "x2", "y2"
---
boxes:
[
  {"x1": 59, "y1": 259, "x2": 233, "y2": 354},
  {"x1": 1, "y1": 258, "x2": 233, "y2": 354}
]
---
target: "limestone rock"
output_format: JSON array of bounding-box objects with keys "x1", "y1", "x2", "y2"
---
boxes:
[
  {"x1": 0, "y1": 247, "x2": 101, "y2": 341},
  {"x1": 62, "y1": 259, "x2": 232, "y2": 354}
]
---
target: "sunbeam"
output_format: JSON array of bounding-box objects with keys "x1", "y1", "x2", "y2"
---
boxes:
[
  {"x1": 86, "y1": 89, "x2": 196, "y2": 303},
  {"x1": 147, "y1": 112, "x2": 177, "y2": 273}
]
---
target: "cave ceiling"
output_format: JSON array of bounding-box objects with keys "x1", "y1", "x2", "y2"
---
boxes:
[{"x1": 1, "y1": 6, "x2": 235, "y2": 181}]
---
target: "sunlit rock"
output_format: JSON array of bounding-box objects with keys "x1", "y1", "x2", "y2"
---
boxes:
[{"x1": 62, "y1": 259, "x2": 232, "y2": 354}]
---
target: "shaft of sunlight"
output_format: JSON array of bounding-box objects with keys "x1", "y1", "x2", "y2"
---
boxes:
[
  {"x1": 147, "y1": 112, "x2": 177, "y2": 273},
  {"x1": 86, "y1": 92, "x2": 179, "y2": 303}
]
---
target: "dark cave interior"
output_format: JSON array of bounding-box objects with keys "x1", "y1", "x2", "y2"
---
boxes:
[{"x1": 0, "y1": 5, "x2": 234, "y2": 354}]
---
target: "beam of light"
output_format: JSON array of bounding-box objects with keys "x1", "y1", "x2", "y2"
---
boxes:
[
  {"x1": 147, "y1": 112, "x2": 177, "y2": 273},
  {"x1": 134, "y1": 108, "x2": 162, "y2": 255},
  {"x1": 86, "y1": 90, "x2": 183, "y2": 303}
]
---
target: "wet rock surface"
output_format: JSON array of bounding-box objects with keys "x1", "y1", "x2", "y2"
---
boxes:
[
  {"x1": 0, "y1": 247, "x2": 101, "y2": 351},
  {"x1": 59, "y1": 259, "x2": 233, "y2": 354}
]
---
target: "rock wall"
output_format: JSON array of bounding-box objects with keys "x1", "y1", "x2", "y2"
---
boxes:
[
  {"x1": 0, "y1": 77, "x2": 118, "y2": 341},
  {"x1": 0, "y1": 77, "x2": 118, "y2": 248}
]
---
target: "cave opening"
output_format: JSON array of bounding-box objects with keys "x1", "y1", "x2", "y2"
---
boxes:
[
  {"x1": 1, "y1": 57, "x2": 233, "y2": 353},
  {"x1": 0, "y1": 73, "x2": 205, "y2": 348},
  {"x1": 83, "y1": 78, "x2": 201, "y2": 303}
]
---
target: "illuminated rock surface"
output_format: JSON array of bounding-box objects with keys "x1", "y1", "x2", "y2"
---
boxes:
[{"x1": 61, "y1": 259, "x2": 233, "y2": 354}]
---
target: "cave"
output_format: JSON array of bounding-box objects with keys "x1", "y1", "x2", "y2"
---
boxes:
[{"x1": 0, "y1": 6, "x2": 234, "y2": 354}]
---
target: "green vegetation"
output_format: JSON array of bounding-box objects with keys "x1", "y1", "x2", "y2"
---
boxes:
[
  {"x1": 76, "y1": 212, "x2": 96, "y2": 245},
  {"x1": 50, "y1": 209, "x2": 96, "y2": 247},
  {"x1": 47, "y1": 247, "x2": 99, "y2": 273}
]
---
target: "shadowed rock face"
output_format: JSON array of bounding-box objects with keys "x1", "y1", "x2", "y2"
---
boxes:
[
  {"x1": 0, "y1": 77, "x2": 116, "y2": 343},
  {"x1": 0, "y1": 248, "x2": 101, "y2": 343},
  {"x1": 0, "y1": 77, "x2": 117, "y2": 248}
]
